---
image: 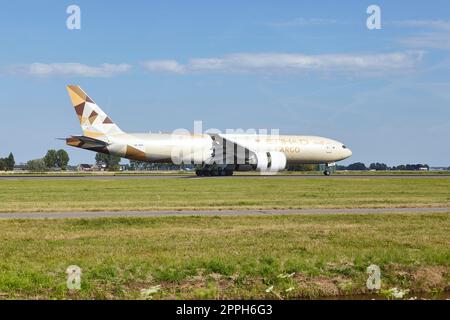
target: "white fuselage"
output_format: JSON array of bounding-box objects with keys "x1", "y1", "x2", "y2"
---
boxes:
[{"x1": 104, "y1": 132, "x2": 352, "y2": 165}]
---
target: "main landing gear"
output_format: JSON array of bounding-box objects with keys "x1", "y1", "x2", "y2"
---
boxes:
[{"x1": 195, "y1": 165, "x2": 234, "y2": 177}]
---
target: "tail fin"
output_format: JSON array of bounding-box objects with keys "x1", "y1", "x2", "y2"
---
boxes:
[{"x1": 66, "y1": 85, "x2": 123, "y2": 139}]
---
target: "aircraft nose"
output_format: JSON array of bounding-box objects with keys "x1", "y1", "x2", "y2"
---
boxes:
[
  {"x1": 340, "y1": 144, "x2": 352, "y2": 159},
  {"x1": 345, "y1": 148, "x2": 352, "y2": 158}
]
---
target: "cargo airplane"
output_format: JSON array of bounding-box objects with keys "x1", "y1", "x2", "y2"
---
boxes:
[{"x1": 65, "y1": 85, "x2": 352, "y2": 176}]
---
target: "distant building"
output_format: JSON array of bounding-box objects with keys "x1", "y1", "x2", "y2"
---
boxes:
[
  {"x1": 430, "y1": 167, "x2": 449, "y2": 171},
  {"x1": 77, "y1": 164, "x2": 101, "y2": 172},
  {"x1": 13, "y1": 164, "x2": 27, "y2": 171},
  {"x1": 77, "y1": 164, "x2": 92, "y2": 171}
]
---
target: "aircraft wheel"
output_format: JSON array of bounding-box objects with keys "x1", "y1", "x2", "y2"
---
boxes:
[{"x1": 323, "y1": 170, "x2": 331, "y2": 176}]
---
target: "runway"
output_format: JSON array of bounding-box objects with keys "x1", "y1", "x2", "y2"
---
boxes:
[
  {"x1": 1, "y1": 174, "x2": 450, "y2": 180},
  {"x1": 0, "y1": 207, "x2": 449, "y2": 219}
]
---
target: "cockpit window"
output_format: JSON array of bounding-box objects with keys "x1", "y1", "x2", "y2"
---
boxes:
[{"x1": 342, "y1": 145, "x2": 347, "y2": 149}]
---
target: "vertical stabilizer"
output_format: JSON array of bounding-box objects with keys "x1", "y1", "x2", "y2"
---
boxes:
[{"x1": 66, "y1": 85, "x2": 123, "y2": 139}]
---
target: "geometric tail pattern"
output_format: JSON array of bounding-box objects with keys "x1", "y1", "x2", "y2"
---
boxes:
[
  {"x1": 66, "y1": 85, "x2": 150, "y2": 162},
  {"x1": 66, "y1": 85, "x2": 123, "y2": 140}
]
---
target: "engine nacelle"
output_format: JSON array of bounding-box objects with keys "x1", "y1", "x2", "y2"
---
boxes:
[{"x1": 252, "y1": 151, "x2": 287, "y2": 173}]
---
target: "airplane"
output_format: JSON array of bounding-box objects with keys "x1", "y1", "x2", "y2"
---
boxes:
[{"x1": 65, "y1": 85, "x2": 352, "y2": 176}]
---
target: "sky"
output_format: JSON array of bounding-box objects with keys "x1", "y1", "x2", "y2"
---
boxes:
[{"x1": 0, "y1": 1, "x2": 450, "y2": 166}]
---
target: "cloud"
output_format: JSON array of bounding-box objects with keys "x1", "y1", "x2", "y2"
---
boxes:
[
  {"x1": 142, "y1": 51, "x2": 424, "y2": 76},
  {"x1": 267, "y1": 17, "x2": 338, "y2": 27},
  {"x1": 391, "y1": 19, "x2": 450, "y2": 31},
  {"x1": 6, "y1": 63, "x2": 131, "y2": 77},
  {"x1": 398, "y1": 33, "x2": 450, "y2": 50},
  {"x1": 141, "y1": 60, "x2": 186, "y2": 74},
  {"x1": 392, "y1": 20, "x2": 450, "y2": 50}
]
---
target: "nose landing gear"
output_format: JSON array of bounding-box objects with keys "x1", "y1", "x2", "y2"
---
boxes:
[{"x1": 322, "y1": 163, "x2": 336, "y2": 176}]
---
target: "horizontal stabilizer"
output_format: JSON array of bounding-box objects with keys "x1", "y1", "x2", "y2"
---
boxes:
[{"x1": 65, "y1": 135, "x2": 109, "y2": 148}]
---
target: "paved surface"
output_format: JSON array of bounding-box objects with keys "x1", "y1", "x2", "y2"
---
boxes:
[
  {"x1": 0, "y1": 207, "x2": 449, "y2": 219},
  {"x1": 1, "y1": 174, "x2": 450, "y2": 180}
]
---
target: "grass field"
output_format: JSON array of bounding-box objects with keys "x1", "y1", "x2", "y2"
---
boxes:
[
  {"x1": 0, "y1": 177, "x2": 448, "y2": 299},
  {"x1": 0, "y1": 177, "x2": 449, "y2": 213},
  {"x1": 0, "y1": 213, "x2": 448, "y2": 299}
]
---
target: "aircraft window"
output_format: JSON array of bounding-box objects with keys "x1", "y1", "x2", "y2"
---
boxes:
[{"x1": 342, "y1": 145, "x2": 347, "y2": 149}]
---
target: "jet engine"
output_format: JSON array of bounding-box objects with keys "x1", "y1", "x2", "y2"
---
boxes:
[{"x1": 251, "y1": 152, "x2": 287, "y2": 173}]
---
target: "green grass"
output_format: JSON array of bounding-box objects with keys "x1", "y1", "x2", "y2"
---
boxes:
[
  {"x1": 0, "y1": 213, "x2": 448, "y2": 299},
  {"x1": 0, "y1": 178, "x2": 449, "y2": 212},
  {"x1": 0, "y1": 177, "x2": 448, "y2": 299}
]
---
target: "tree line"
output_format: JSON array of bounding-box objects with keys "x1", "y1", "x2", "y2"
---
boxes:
[
  {"x1": 337, "y1": 162, "x2": 432, "y2": 171},
  {"x1": 26, "y1": 149, "x2": 70, "y2": 172},
  {"x1": 3, "y1": 150, "x2": 121, "y2": 172},
  {"x1": 0, "y1": 153, "x2": 15, "y2": 171},
  {"x1": 95, "y1": 153, "x2": 121, "y2": 171},
  {"x1": 1, "y1": 149, "x2": 445, "y2": 172}
]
